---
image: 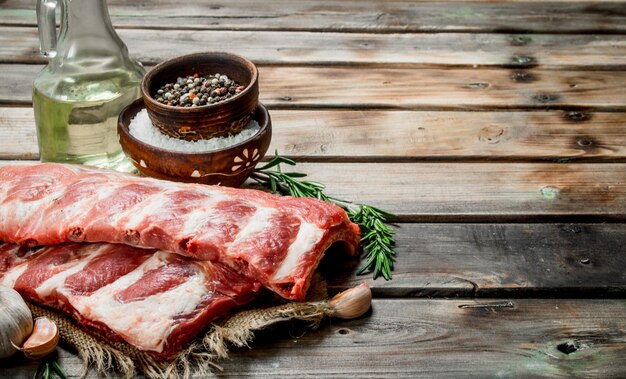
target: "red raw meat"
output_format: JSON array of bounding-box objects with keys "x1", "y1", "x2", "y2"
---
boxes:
[
  {"x1": 0, "y1": 242, "x2": 260, "y2": 359},
  {"x1": 0, "y1": 163, "x2": 360, "y2": 300}
]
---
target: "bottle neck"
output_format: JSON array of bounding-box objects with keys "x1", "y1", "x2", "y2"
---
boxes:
[{"x1": 55, "y1": 0, "x2": 129, "y2": 63}]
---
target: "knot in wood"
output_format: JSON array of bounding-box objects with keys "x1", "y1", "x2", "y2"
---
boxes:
[
  {"x1": 510, "y1": 71, "x2": 536, "y2": 83},
  {"x1": 565, "y1": 111, "x2": 590, "y2": 122},
  {"x1": 507, "y1": 35, "x2": 533, "y2": 46},
  {"x1": 510, "y1": 55, "x2": 536, "y2": 67},
  {"x1": 533, "y1": 93, "x2": 560, "y2": 103},
  {"x1": 557, "y1": 341, "x2": 583, "y2": 355},
  {"x1": 540, "y1": 186, "x2": 559, "y2": 200},
  {"x1": 479, "y1": 126, "x2": 504, "y2": 144},
  {"x1": 465, "y1": 82, "x2": 489, "y2": 90},
  {"x1": 561, "y1": 225, "x2": 581, "y2": 234}
]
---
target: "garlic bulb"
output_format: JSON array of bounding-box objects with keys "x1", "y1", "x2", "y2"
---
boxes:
[
  {"x1": 20, "y1": 317, "x2": 59, "y2": 359},
  {"x1": 0, "y1": 286, "x2": 33, "y2": 358},
  {"x1": 328, "y1": 283, "x2": 372, "y2": 320}
]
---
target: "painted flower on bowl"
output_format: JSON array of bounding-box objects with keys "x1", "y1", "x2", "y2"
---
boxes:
[{"x1": 232, "y1": 148, "x2": 260, "y2": 172}]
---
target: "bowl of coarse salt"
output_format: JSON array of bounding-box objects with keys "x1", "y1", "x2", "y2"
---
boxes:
[{"x1": 117, "y1": 98, "x2": 272, "y2": 187}]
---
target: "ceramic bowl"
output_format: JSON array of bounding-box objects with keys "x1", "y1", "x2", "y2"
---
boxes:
[
  {"x1": 141, "y1": 52, "x2": 259, "y2": 141},
  {"x1": 118, "y1": 99, "x2": 272, "y2": 187}
]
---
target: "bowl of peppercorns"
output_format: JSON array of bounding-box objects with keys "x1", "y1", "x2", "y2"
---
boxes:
[{"x1": 141, "y1": 52, "x2": 259, "y2": 141}]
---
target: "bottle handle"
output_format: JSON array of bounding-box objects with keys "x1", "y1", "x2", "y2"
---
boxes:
[{"x1": 36, "y1": 0, "x2": 58, "y2": 57}]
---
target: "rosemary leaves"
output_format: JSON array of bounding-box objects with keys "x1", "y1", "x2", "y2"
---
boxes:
[{"x1": 34, "y1": 357, "x2": 67, "y2": 379}]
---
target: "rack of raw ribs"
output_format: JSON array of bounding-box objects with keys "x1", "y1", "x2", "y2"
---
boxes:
[{"x1": 0, "y1": 163, "x2": 360, "y2": 359}]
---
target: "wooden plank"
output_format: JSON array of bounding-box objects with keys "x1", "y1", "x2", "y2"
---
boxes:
[
  {"x1": 1, "y1": 160, "x2": 625, "y2": 221},
  {"x1": 2, "y1": 299, "x2": 626, "y2": 377},
  {"x1": 221, "y1": 298, "x2": 626, "y2": 378},
  {"x1": 3, "y1": 26, "x2": 626, "y2": 68},
  {"x1": 322, "y1": 223, "x2": 626, "y2": 297},
  {"x1": 0, "y1": 107, "x2": 38, "y2": 160},
  {"x1": 289, "y1": 162, "x2": 626, "y2": 222},
  {"x1": 260, "y1": 67, "x2": 626, "y2": 110},
  {"x1": 1, "y1": 1, "x2": 626, "y2": 33},
  {"x1": 2, "y1": 107, "x2": 626, "y2": 162},
  {"x1": 269, "y1": 110, "x2": 626, "y2": 162},
  {"x1": 3, "y1": 65, "x2": 626, "y2": 110}
]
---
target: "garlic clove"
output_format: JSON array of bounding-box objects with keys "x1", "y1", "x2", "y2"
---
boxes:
[
  {"x1": 0, "y1": 286, "x2": 33, "y2": 358},
  {"x1": 20, "y1": 317, "x2": 59, "y2": 360},
  {"x1": 328, "y1": 283, "x2": 372, "y2": 320}
]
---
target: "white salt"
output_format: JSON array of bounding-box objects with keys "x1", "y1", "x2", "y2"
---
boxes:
[{"x1": 128, "y1": 108, "x2": 261, "y2": 153}]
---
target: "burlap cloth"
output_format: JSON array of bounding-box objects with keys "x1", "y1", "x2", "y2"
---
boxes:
[{"x1": 27, "y1": 276, "x2": 333, "y2": 378}]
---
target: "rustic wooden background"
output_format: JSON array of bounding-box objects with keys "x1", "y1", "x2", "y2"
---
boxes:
[{"x1": 1, "y1": 1, "x2": 626, "y2": 377}]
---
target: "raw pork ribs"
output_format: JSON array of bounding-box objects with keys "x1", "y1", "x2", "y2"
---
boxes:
[
  {"x1": 0, "y1": 163, "x2": 360, "y2": 357},
  {"x1": 0, "y1": 242, "x2": 259, "y2": 358}
]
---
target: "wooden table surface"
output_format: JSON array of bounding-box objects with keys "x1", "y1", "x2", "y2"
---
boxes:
[{"x1": 1, "y1": 1, "x2": 626, "y2": 377}]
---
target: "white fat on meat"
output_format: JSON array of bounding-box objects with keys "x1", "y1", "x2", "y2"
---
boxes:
[
  {"x1": 179, "y1": 195, "x2": 233, "y2": 237},
  {"x1": 35, "y1": 248, "x2": 104, "y2": 298},
  {"x1": 0, "y1": 264, "x2": 28, "y2": 288},
  {"x1": 62, "y1": 185, "x2": 118, "y2": 225},
  {"x1": 116, "y1": 190, "x2": 174, "y2": 230},
  {"x1": 60, "y1": 251, "x2": 209, "y2": 353},
  {"x1": 3, "y1": 184, "x2": 65, "y2": 238},
  {"x1": 231, "y1": 207, "x2": 276, "y2": 244},
  {"x1": 272, "y1": 222, "x2": 325, "y2": 280}
]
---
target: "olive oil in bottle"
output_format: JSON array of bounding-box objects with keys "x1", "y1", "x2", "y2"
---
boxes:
[{"x1": 33, "y1": 70, "x2": 141, "y2": 170}]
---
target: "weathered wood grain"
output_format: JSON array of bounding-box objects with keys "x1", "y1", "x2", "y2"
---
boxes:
[
  {"x1": 220, "y1": 298, "x2": 626, "y2": 378},
  {"x1": 2, "y1": 299, "x2": 626, "y2": 378},
  {"x1": 322, "y1": 223, "x2": 626, "y2": 297},
  {"x1": 3, "y1": 26, "x2": 626, "y2": 68},
  {"x1": 2, "y1": 107, "x2": 625, "y2": 162},
  {"x1": 1, "y1": 1, "x2": 625, "y2": 378},
  {"x1": 3, "y1": 65, "x2": 626, "y2": 110},
  {"x1": 289, "y1": 162, "x2": 626, "y2": 222},
  {"x1": 1, "y1": 160, "x2": 625, "y2": 221},
  {"x1": 269, "y1": 110, "x2": 626, "y2": 162},
  {"x1": 1, "y1": 1, "x2": 626, "y2": 33},
  {"x1": 261, "y1": 67, "x2": 626, "y2": 110},
  {"x1": 0, "y1": 107, "x2": 38, "y2": 160}
]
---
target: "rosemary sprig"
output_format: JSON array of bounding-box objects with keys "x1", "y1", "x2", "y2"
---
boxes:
[
  {"x1": 34, "y1": 357, "x2": 67, "y2": 379},
  {"x1": 346, "y1": 205, "x2": 395, "y2": 280},
  {"x1": 251, "y1": 152, "x2": 396, "y2": 280}
]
